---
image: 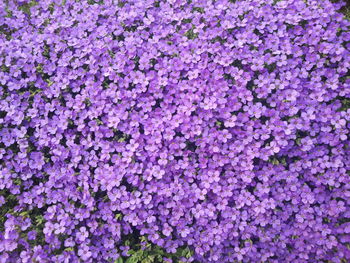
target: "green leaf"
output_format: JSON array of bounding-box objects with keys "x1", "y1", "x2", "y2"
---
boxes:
[
  {"x1": 182, "y1": 247, "x2": 192, "y2": 258},
  {"x1": 47, "y1": 80, "x2": 54, "y2": 87},
  {"x1": 19, "y1": 211, "x2": 29, "y2": 218},
  {"x1": 184, "y1": 27, "x2": 199, "y2": 40},
  {"x1": 84, "y1": 98, "x2": 92, "y2": 107},
  {"x1": 140, "y1": 236, "x2": 148, "y2": 243},
  {"x1": 192, "y1": 7, "x2": 204, "y2": 13},
  {"x1": 144, "y1": 255, "x2": 155, "y2": 263},
  {"x1": 35, "y1": 215, "x2": 44, "y2": 225},
  {"x1": 115, "y1": 213, "x2": 123, "y2": 220},
  {"x1": 126, "y1": 256, "x2": 137, "y2": 263},
  {"x1": 114, "y1": 257, "x2": 123, "y2": 263},
  {"x1": 13, "y1": 178, "x2": 22, "y2": 186}
]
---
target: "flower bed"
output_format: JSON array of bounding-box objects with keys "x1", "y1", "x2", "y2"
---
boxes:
[{"x1": 0, "y1": 0, "x2": 350, "y2": 262}]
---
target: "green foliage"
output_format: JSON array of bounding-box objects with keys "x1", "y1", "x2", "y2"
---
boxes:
[
  {"x1": 192, "y1": 7, "x2": 204, "y2": 13},
  {"x1": 1, "y1": 65, "x2": 10, "y2": 73},
  {"x1": 84, "y1": 98, "x2": 92, "y2": 107},
  {"x1": 18, "y1": 0, "x2": 38, "y2": 15},
  {"x1": 345, "y1": 8, "x2": 350, "y2": 20},
  {"x1": 273, "y1": 0, "x2": 283, "y2": 4},
  {"x1": 119, "y1": 235, "x2": 193, "y2": 263},
  {"x1": 339, "y1": 98, "x2": 350, "y2": 111},
  {"x1": 184, "y1": 27, "x2": 199, "y2": 40},
  {"x1": 0, "y1": 191, "x2": 18, "y2": 231},
  {"x1": 88, "y1": 0, "x2": 104, "y2": 4}
]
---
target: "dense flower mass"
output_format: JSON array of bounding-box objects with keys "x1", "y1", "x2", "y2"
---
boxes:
[{"x1": 0, "y1": 0, "x2": 350, "y2": 262}]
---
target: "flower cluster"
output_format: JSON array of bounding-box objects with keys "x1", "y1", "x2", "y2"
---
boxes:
[{"x1": 1, "y1": 0, "x2": 350, "y2": 262}]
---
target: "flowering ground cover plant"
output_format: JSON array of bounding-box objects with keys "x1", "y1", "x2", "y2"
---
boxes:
[{"x1": 1, "y1": 0, "x2": 350, "y2": 262}]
